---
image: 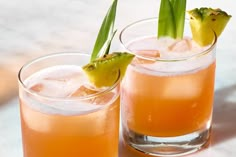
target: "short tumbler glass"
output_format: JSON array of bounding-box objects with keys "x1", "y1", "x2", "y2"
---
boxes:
[
  {"x1": 119, "y1": 18, "x2": 217, "y2": 156},
  {"x1": 18, "y1": 53, "x2": 120, "y2": 157}
]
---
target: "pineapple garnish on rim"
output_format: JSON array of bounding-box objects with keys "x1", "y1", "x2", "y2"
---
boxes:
[
  {"x1": 157, "y1": 0, "x2": 231, "y2": 46},
  {"x1": 188, "y1": 8, "x2": 231, "y2": 46},
  {"x1": 83, "y1": 52, "x2": 134, "y2": 87},
  {"x1": 82, "y1": 0, "x2": 134, "y2": 88}
]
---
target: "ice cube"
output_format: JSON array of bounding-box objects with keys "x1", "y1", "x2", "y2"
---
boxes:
[
  {"x1": 161, "y1": 75, "x2": 203, "y2": 100},
  {"x1": 70, "y1": 85, "x2": 115, "y2": 105},
  {"x1": 30, "y1": 83, "x2": 43, "y2": 92},
  {"x1": 133, "y1": 50, "x2": 160, "y2": 64},
  {"x1": 136, "y1": 50, "x2": 160, "y2": 58},
  {"x1": 25, "y1": 66, "x2": 90, "y2": 98},
  {"x1": 28, "y1": 73, "x2": 87, "y2": 98},
  {"x1": 90, "y1": 92, "x2": 115, "y2": 105},
  {"x1": 168, "y1": 38, "x2": 192, "y2": 52},
  {"x1": 70, "y1": 85, "x2": 98, "y2": 97},
  {"x1": 34, "y1": 79, "x2": 69, "y2": 97}
]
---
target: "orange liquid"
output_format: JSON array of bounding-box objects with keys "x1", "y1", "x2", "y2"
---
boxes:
[
  {"x1": 20, "y1": 97, "x2": 120, "y2": 157},
  {"x1": 121, "y1": 61, "x2": 215, "y2": 137}
]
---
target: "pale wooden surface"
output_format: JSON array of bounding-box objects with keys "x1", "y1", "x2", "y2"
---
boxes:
[{"x1": 0, "y1": 0, "x2": 236, "y2": 157}]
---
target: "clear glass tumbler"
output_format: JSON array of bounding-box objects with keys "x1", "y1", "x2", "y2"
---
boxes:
[
  {"x1": 120, "y1": 18, "x2": 217, "y2": 156},
  {"x1": 18, "y1": 52, "x2": 120, "y2": 157}
]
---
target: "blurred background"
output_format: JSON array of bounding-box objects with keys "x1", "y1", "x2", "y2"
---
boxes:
[{"x1": 0, "y1": 0, "x2": 235, "y2": 156}]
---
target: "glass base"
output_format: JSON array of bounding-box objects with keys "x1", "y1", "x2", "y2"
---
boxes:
[{"x1": 122, "y1": 127, "x2": 211, "y2": 157}]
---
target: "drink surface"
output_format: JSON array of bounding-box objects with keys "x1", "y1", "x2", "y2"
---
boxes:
[
  {"x1": 121, "y1": 37, "x2": 215, "y2": 137},
  {"x1": 20, "y1": 65, "x2": 120, "y2": 157},
  {"x1": 23, "y1": 65, "x2": 117, "y2": 114},
  {"x1": 127, "y1": 36, "x2": 213, "y2": 74}
]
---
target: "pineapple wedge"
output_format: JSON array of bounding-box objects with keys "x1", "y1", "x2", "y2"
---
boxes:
[
  {"x1": 83, "y1": 52, "x2": 134, "y2": 88},
  {"x1": 188, "y1": 8, "x2": 231, "y2": 46}
]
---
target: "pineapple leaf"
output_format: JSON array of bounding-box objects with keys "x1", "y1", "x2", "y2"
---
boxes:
[
  {"x1": 90, "y1": 0, "x2": 118, "y2": 62},
  {"x1": 158, "y1": 0, "x2": 186, "y2": 39},
  {"x1": 158, "y1": 0, "x2": 176, "y2": 38},
  {"x1": 104, "y1": 29, "x2": 117, "y2": 55},
  {"x1": 171, "y1": 0, "x2": 186, "y2": 39}
]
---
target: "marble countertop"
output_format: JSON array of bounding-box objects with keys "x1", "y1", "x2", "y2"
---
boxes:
[{"x1": 0, "y1": 0, "x2": 235, "y2": 156}]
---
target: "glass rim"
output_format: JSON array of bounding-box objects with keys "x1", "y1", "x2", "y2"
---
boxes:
[
  {"x1": 119, "y1": 17, "x2": 217, "y2": 62},
  {"x1": 18, "y1": 52, "x2": 121, "y2": 102}
]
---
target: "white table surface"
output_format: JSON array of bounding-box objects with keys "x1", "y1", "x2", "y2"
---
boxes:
[{"x1": 0, "y1": 0, "x2": 235, "y2": 157}]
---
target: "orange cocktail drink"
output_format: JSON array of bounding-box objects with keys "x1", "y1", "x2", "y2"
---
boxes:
[
  {"x1": 18, "y1": 53, "x2": 120, "y2": 157},
  {"x1": 122, "y1": 55, "x2": 215, "y2": 137},
  {"x1": 119, "y1": 18, "x2": 217, "y2": 156}
]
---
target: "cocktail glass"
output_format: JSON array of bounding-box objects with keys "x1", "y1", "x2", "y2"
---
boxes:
[
  {"x1": 119, "y1": 18, "x2": 217, "y2": 156},
  {"x1": 18, "y1": 52, "x2": 120, "y2": 157}
]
